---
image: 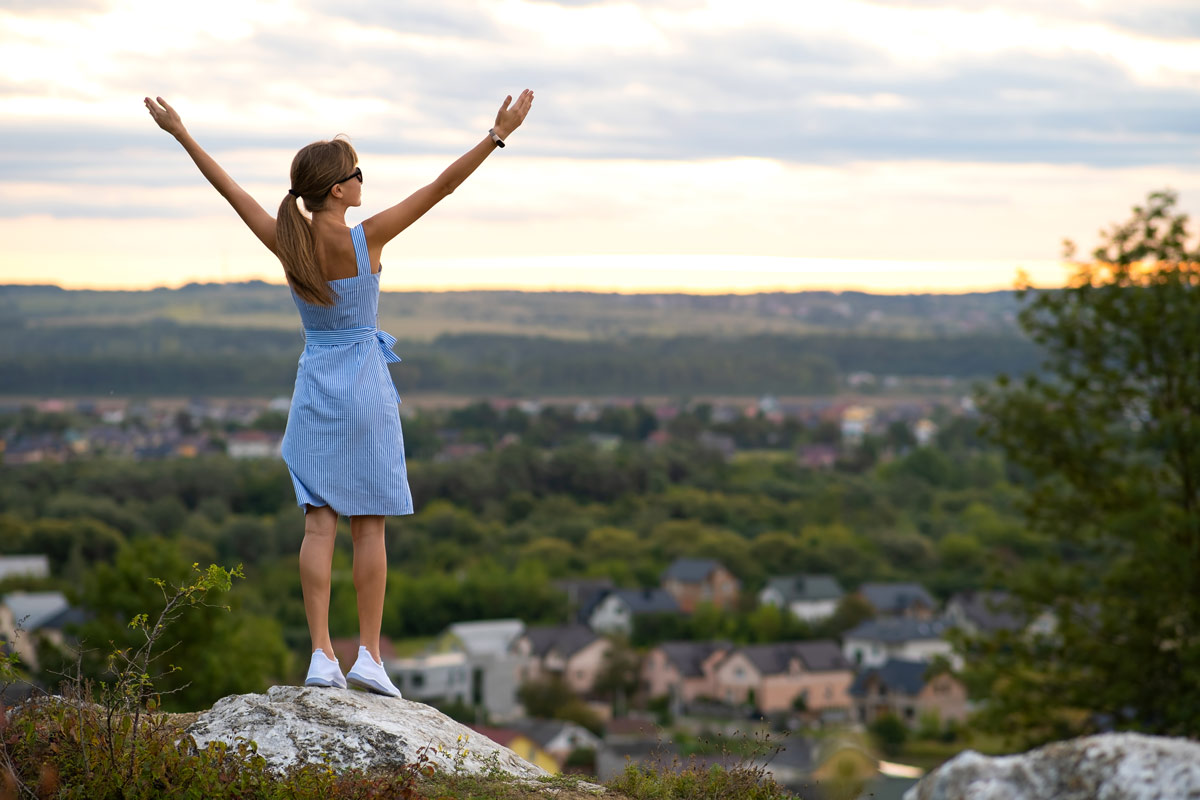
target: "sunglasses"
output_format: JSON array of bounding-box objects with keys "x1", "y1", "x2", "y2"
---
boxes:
[{"x1": 327, "y1": 167, "x2": 363, "y2": 193}]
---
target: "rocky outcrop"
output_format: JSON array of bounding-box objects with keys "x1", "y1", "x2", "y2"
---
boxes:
[
  {"x1": 905, "y1": 732, "x2": 1200, "y2": 800},
  {"x1": 186, "y1": 685, "x2": 549, "y2": 779}
]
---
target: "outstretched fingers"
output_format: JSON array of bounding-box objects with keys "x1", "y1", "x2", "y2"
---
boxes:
[
  {"x1": 143, "y1": 95, "x2": 184, "y2": 136},
  {"x1": 515, "y1": 89, "x2": 533, "y2": 120}
]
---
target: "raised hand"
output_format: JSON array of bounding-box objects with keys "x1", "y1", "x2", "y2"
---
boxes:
[
  {"x1": 493, "y1": 89, "x2": 534, "y2": 140},
  {"x1": 144, "y1": 96, "x2": 187, "y2": 139}
]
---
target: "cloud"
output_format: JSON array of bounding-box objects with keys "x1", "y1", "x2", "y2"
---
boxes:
[
  {"x1": 0, "y1": 0, "x2": 106, "y2": 10},
  {"x1": 4, "y1": 0, "x2": 1198, "y2": 168},
  {"x1": 1, "y1": 0, "x2": 1199, "y2": 271}
]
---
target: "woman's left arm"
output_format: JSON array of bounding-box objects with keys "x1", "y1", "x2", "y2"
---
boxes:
[
  {"x1": 363, "y1": 89, "x2": 534, "y2": 249},
  {"x1": 144, "y1": 96, "x2": 277, "y2": 253}
]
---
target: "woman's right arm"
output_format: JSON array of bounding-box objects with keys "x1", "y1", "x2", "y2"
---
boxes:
[{"x1": 144, "y1": 96, "x2": 278, "y2": 254}]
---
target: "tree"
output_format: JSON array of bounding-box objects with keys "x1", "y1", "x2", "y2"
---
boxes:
[
  {"x1": 970, "y1": 190, "x2": 1200, "y2": 743},
  {"x1": 72, "y1": 538, "x2": 290, "y2": 711},
  {"x1": 593, "y1": 635, "x2": 642, "y2": 716},
  {"x1": 868, "y1": 713, "x2": 908, "y2": 758},
  {"x1": 516, "y1": 675, "x2": 603, "y2": 734}
]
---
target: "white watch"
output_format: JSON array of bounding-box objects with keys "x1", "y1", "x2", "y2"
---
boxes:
[{"x1": 488, "y1": 128, "x2": 506, "y2": 148}]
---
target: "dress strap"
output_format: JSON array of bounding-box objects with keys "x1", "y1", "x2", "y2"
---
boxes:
[{"x1": 350, "y1": 224, "x2": 371, "y2": 277}]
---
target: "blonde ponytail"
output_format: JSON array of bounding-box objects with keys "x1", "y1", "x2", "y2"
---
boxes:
[{"x1": 275, "y1": 136, "x2": 359, "y2": 307}]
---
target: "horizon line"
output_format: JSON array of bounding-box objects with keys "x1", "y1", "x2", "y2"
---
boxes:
[{"x1": 0, "y1": 278, "x2": 1047, "y2": 297}]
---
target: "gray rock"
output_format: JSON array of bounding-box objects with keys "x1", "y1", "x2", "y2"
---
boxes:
[
  {"x1": 905, "y1": 732, "x2": 1200, "y2": 800},
  {"x1": 185, "y1": 685, "x2": 549, "y2": 779}
]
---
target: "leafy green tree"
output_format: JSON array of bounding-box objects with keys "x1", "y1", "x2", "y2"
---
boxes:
[
  {"x1": 517, "y1": 675, "x2": 603, "y2": 734},
  {"x1": 30, "y1": 518, "x2": 125, "y2": 575},
  {"x1": 814, "y1": 593, "x2": 875, "y2": 639},
  {"x1": 594, "y1": 634, "x2": 642, "y2": 716},
  {"x1": 970, "y1": 190, "x2": 1200, "y2": 742},
  {"x1": 869, "y1": 713, "x2": 908, "y2": 758},
  {"x1": 72, "y1": 538, "x2": 290, "y2": 711}
]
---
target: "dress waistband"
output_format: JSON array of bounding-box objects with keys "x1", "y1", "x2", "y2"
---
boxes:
[{"x1": 303, "y1": 326, "x2": 403, "y2": 402}]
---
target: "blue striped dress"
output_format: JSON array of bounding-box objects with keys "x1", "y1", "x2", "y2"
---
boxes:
[{"x1": 280, "y1": 223, "x2": 414, "y2": 516}]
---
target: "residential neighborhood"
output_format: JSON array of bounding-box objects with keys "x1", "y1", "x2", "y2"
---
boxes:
[
  {"x1": 3, "y1": 393, "x2": 966, "y2": 470},
  {"x1": 0, "y1": 528, "x2": 1035, "y2": 795}
]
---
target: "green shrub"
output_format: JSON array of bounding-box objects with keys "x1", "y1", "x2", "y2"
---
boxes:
[
  {"x1": 607, "y1": 760, "x2": 793, "y2": 800},
  {"x1": 868, "y1": 713, "x2": 909, "y2": 758}
]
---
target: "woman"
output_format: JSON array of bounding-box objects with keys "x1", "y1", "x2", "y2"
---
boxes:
[{"x1": 145, "y1": 90, "x2": 534, "y2": 696}]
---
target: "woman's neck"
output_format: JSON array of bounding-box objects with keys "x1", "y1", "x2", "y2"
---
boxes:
[{"x1": 311, "y1": 204, "x2": 349, "y2": 228}]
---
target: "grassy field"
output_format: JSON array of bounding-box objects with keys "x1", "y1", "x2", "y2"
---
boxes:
[{"x1": 6, "y1": 284, "x2": 1022, "y2": 341}]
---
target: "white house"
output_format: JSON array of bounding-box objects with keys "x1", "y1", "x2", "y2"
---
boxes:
[
  {"x1": 389, "y1": 651, "x2": 472, "y2": 706},
  {"x1": 0, "y1": 556, "x2": 50, "y2": 582},
  {"x1": 588, "y1": 589, "x2": 679, "y2": 635},
  {"x1": 226, "y1": 431, "x2": 282, "y2": 459},
  {"x1": 759, "y1": 574, "x2": 844, "y2": 623},
  {"x1": 390, "y1": 619, "x2": 526, "y2": 722},
  {"x1": 842, "y1": 618, "x2": 958, "y2": 670}
]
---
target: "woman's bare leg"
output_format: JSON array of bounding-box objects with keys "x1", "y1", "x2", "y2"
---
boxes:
[
  {"x1": 299, "y1": 504, "x2": 338, "y2": 656},
  {"x1": 350, "y1": 515, "x2": 387, "y2": 663}
]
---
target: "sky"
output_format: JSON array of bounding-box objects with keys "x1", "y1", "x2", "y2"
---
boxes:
[{"x1": 1, "y1": 0, "x2": 1198, "y2": 294}]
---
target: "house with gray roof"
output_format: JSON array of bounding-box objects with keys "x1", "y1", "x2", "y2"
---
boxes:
[
  {"x1": 710, "y1": 640, "x2": 855, "y2": 716},
  {"x1": 513, "y1": 624, "x2": 611, "y2": 694},
  {"x1": 842, "y1": 618, "x2": 957, "y2": 670},
  {"x1": 552, "y1": 577, "x2": 614, "y2": 624},
  {"x1": 642, "y1": 640, "x2": 732, "y2": 710},
  {"x1": 857, "y1": 582, "x2": 938, "y2": 619},
  {"x1": 507, "y1": 718, "x2": 601, "y2": 767},
  {"x1": 0, "y1": 591, "x2": 76, "y2": 672},
  {"x1": 849, "y1": 658, "x2": 968, "y2": 727},
  {"x1": 2, "y1": 592, "x2": 70, "y2": 633},
  {"x1": 945, "y1": 590, "x2": 1023, "y2": 637},
  {"x1": 588, "y1": 589, "x2": 680, "y2": 635},
  {"x1": 660, "y1": 558, "x2": 740, "y2": 613},
  {"x1": 759, "y1": 574, "x2": 844, "y2": 623}
]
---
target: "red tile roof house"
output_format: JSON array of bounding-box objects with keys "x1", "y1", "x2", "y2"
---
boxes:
[
  {"x1": 849, "y1": 658, "x2": 968, "y2": 727},
  {"x1": 660, "y1": 558, "x2": 741, "y2": 614},
  {"x1": 709, "y1": 640, "x2": 855, "y2": 717},
  {"x1": 641, "y1": 640, "x2": 732, "y2": 707},
  {"x1": 513, "y1": 624, "x2": 612, "y2": 695}
]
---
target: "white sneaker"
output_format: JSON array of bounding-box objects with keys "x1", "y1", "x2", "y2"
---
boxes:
[
  {"x1": 346, "y1": 646, "x2": 402, "y2": 697},
  {"x1": 304, "y1": 648, "x2": 347, "y2": 689}
]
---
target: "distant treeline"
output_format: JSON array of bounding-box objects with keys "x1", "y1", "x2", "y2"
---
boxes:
[{"x1": 1, "y1": 319, "x2": 1040, "y2": 396}]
